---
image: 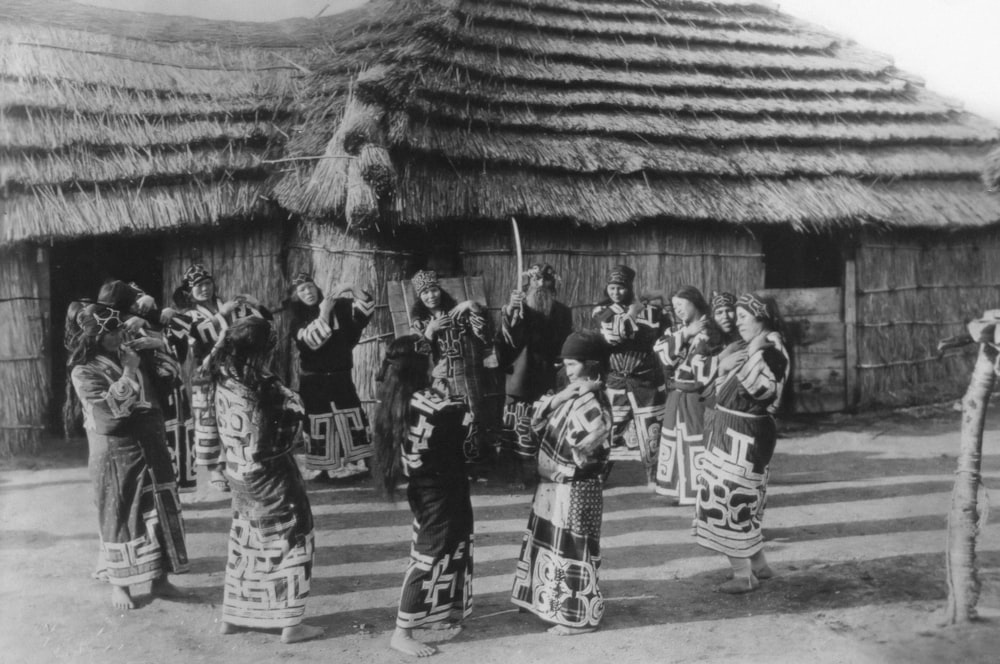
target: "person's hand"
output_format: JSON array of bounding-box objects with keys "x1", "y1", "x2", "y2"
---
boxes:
[
  {"x1": 682, "y1": 318, "x2": 707, "y2": 342},
  {"x1": 426, "y1": 315, "x2": 452, "y2": 337},
  {"x1": 508, "y1": 290, "x2": 525, "y2": 311},
  {"x1": 483, "y1": 352, "x2": 499, "y2": 369},
  {"x1": 134, "y1": 294, "x2": 156, "y2": 314},
  {"x1": 219, "y1": 298, "x2": 240, "y2": 316},
  {"x1": 451, "y1": 300, "x2": 474, "y2": 317},
  {"x1": 126, "y1": 336, "x2": 165, "y2": 352},
  {"x1": 332, "y1": 283, "x2": 355, "y2": 299},
  {"x1": 627, "y1": 302, "x2": 644, "y2": 319},
  {"x1": 160, "y1": 307, "x2": 177, "y2": 325},
  {"x1": 718, "y1": 349, "x2": 747, "y2": 374},
  {"x1": 320, "y1": 293, "x2": 337, "y2": 317},
  {"x1": 124, "y1": 316, "x2": 148, "y2": 333},
  {"x1": 119, "y1": 345, "x2": 141, "y2": 371},
  {"x1": 234, "y1": 293, "x2": 259, "y2": 307}
]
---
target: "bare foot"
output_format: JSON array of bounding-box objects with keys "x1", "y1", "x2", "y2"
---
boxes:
[
  {"x1": 422, "y1": 621, "x2": 462, "y2": 633},
  {"x1": 281, "y1": 623, "x2": 324, "y2": 644},
  {"x1": 391, "y1": 628, "x2": 437, "y2": 657},
  {"x1": 548, "y1": 624, "x2": 597, "y2": 636},
  {"x1": 151, "y1": 576, "x2": 186, "y2": 599},
  {"x1": 219, "y1": 621, "x2": 241, "y2": 635},
  {"x1": 110, "y1": 585, "x2": 135, "y2": 610},
  {"x1": 209, "y1": 470, "x2": 230, "y2": 492}
]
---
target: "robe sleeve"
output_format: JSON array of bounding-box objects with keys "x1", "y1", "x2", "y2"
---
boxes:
[{"x1": 71, "y1": 364, "x2": 143, "y2": 425}]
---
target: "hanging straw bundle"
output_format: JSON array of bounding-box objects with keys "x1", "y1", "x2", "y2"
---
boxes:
[
  {"x1": 358, "y1": 144, "x2": 396, "y2": 199},
  {"x1": 346, "y1": 159, "x2": 379, "y2": 230},
  {"x1": 341, "y1": 98, "x2": 386, "y2": 156}
]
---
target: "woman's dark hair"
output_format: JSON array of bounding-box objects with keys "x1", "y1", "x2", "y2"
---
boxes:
[
  {"x1": 63, "y1": 303, "x2": 115, "y2": 435},
  {"x1": 671, "y1": 285, "x2": 710, "y2": 318},
  {"x1": 409, "y1": 287, "x2": 457, "y2": 323},
  {"x1": 208, "y1": 317, "x2": 276, "y2": 398},
  {"x1": 579, "y1": 359, "x2": 606, "y2": 382},
  {"x1": 98, "y1": 280, "x2": 139, "y2": 313},
  {"x1": 371, "y1": 335, "x2": 432, "y2": 500}
]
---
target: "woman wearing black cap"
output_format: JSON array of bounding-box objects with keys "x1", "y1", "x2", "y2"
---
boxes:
[
  {"x1": 591, "y1": 265, "x2": 668, "y2": 483},
  {"x1": 288, "y1": 272, "x2": 375, "y2": 481},
  {"x1": 653, "y1": 285, "x2": 723, "y2": 503},
  {"x1": 164, "y1": 264, "x2": 269, "y2": 492},
  {"x1": 511, "y1": 331, "x2": 613, "y2": 635},
  {"x1": 68, "y1": 304, "x2": 189, "y2": 610}
]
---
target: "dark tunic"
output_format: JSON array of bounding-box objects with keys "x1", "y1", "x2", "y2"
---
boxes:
[{"x1": 397, "y1": 388, "x2": 474, "y2": 628}]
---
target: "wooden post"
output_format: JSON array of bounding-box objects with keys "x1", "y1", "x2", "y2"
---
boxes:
[
  {"x1": 843, "y1": 255, "x2": 859, "y2": 410},
  {"x1": 945, "y1": 343, "x2": 996, "y2": 623}
]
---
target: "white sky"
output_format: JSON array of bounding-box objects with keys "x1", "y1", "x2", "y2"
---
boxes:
[{"x1": 78, "y1": 0, "x2": 1000, "y2": 123}]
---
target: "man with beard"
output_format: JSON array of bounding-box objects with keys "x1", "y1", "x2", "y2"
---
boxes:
[{"x1": 495, "y1": 264, "x2": 574, "y2": 486}]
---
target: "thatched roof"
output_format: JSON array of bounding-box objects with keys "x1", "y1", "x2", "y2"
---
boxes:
[
  {"x1": 0, "y1": 0, "x2": 401, "y2": 245},
  {"x1": 985, "y1": 147, "x2": 1000, "y2": 190},
  {"x1": 275, "y1": 0, "x2": 1000, "y2": 232},
  {"x1": 3, "y1": 0, "x2": 999, "y2": 246}
]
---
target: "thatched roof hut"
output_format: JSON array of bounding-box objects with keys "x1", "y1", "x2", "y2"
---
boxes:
[{"x1": 3, "y1": 0, "x2": 1000, "y2": 454}]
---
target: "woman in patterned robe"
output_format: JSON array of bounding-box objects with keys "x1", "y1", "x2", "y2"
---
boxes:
[
  {"x1": 511, "y1": 331, "x2": 613, "y2": 635},
  {"x1": 371, "y1": 335, "x2": 474, "y2": 657},
  {"x1": 99, "y1": 279, "x2": 197, "y2": 493},
  {"x1": 653, "y1": 286, "x2": 723, "y2": 503},
  {"x1": 592, "y1": 265, "x2": 667, "y2": 482},
  {"x1": 210, "y1": 317, "x2": 322, "y2": 644},
  {"x1": 289, "y1": 272, "x2": 375, "y2": 480},
  {"x1": 165, "y1": 264, "x2": 269, "y2": 492},
  {"x1": 68, "y1": 304, "x2": 189, "y2": 610},
  {"x1": 693, "y1": 293, "x2": 790, "y2": 594},
  {"x1": 409, "y1": 269, "x2": 496, "y2": 469}
]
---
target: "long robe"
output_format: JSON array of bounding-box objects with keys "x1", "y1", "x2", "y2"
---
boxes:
[
  {"x1": 214, "y1": 375, "x2": 314, "y2": 628},
  {"x1": 291, "y1": 296, "x2": 375, "y2": 473},
  {"x1": 495, "y1": 301, "x2": 573, "y2": 458},
  {"x1": 654, "y1": 319, "x2": 723, "y2": 503},
  {"x1": 397, "y1": 389, "x2": 475, "y2": 628},
  {"x1": 592, "y1": 301, "x2": 667, "y2": 480},
  {"x1": 511, "y1": 388, "x2": 613, "y2": 629},
  {"x1": 168, "y1": 299, "x2": 268, "y2": 468},
  {"x1": 72, "y1": 353, "x2": 189, "y2": 586},
  {"x1": 693, "y1": 338, "x2": 790, "y2": 558}
]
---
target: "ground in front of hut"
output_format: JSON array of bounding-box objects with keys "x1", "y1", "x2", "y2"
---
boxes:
[{"x1": 4, "y1": 402, "x2": 1000, "y2": 664}]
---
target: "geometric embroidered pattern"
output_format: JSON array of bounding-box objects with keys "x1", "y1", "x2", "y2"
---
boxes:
[
  {"x1": 102, "y1": 507, "x2": 166, "y2": 587},
  {"x1": 222, "y1": 516, "x2": 314, "y2": 628},
  {"x1": 306, "y1": 405, "x2": 371, "y2": 471}
]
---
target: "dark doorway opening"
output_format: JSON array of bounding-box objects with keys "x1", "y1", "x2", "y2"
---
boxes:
[
  {"x1": 49, "y1": 235, "x2": 164, "y2": 431},
  {"x1": 759, "y1": 229, "x2": 843, "y2": 289}
]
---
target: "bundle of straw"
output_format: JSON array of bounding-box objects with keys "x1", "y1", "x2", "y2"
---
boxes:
[
  {"x1": 346, "y1": 159, "x2": 379, "y2": 230},
  {"x1": 358, "y1": 144, "x2": 396, "y2": 199}
]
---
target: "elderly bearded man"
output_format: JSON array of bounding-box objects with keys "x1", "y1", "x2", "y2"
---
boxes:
[{"x1": 495, "y1": 264, "x2": 574, "y2": 486}]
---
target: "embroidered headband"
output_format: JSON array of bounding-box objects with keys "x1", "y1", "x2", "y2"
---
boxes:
[
  {"x1": 711, "y1": 291, "x2": 737, "y2": 312},
  {"x1": 183, "y1": 263, "x2": 213, "y2": 289},
  {"x1": 607, "y1": 264, "x2": 635, "y2": 287},
  {"x1": 291, "y1": 272, "x2": 314, "y2": 288},
  {"x1": 89, "y1": 306, "x2": 125, "y2": 335},
  {"x1": 525, "y1": 263, "x2": 558, "y2": 281},
  {"x1": 736, "y1": 293, "x2": 770, "y2": 322},
  {"x1": 412, "y1": 270, "x2": 439, "y2": 295}
]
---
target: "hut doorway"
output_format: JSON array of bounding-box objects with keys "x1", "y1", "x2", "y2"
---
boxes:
[
  {"x1": 758, "y1": 229, "x2": 850, "y2": 414},
  {"x1": 48, "y1": 236, "x2": 164, "y2": 432}
]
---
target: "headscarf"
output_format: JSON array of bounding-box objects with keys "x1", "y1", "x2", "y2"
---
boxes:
[
  {"x1": 291, "y1": 272, "x2": 314, "y2": 288},
  {"x1": 711, "y1": 291, "x2": 737, "y2": 313},
  {"x1": 412, "y1": 270, "x2": 439, "y2": 295},
  {"x1": 736, "y1": 293, "x2": 772, "y2": 324},
  {"x1": 606, "y1": 264, "x2": 635, "y2": 287},
  {"x1": 182, "y1": 264, "x2": 213, "y2": 290}
]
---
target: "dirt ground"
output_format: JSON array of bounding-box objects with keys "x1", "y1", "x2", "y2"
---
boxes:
[{"x1": 4, "y1": 403, "x2": 1000, "y2": 664}]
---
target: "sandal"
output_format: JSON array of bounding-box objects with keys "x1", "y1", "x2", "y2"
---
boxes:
[{"x1": 209, "y1": 471, "x2": 231, "y2": 493}]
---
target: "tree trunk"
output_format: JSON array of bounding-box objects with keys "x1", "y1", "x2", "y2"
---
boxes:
[{"x1": 945, "y1": 345, "x2": 997, "y2": 623}]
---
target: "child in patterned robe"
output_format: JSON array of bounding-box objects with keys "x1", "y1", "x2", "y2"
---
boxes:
[
  {"x1": 511, "y1": 331, "x2": 613, "y2": 635},
  {"x1": 371, "y1": 335, "x2": 474, "y2": 657}
]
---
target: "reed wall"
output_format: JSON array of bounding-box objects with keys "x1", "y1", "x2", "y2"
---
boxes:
[
  {"x1": 856, "y1": 227, "x2": 1000, "y2": 407},
  {"x1": 0, "y1": 246, "x2": 51, "y2": 455}
]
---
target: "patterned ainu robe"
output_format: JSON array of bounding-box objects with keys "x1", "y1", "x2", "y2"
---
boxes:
[
  {"x1": 653, "y1": 318, "x2": 723, "y2": 504},
  {"x1": 412, "y1": 307, "x2": 494, "y2": 463},
  {"x1": 291, "y1": 296, "x2": 375, "y2": 473},
  {"x1": 167, "y1": 299, "x2": 268, "y2": 468},
  {"x1": 592, "y1": 301, "x2": 667, "y2": 479},
  {"x1": 495, "y1": 301, "x2": 574, "y2": 459},
  {"x1": 213, "y1": 375, "x2": 314, "y2": 629},
  {"x1": 397, "y1": 389, "x2": 474, "y2": 629},
  {"x1": 511, "y1": 388, "x2": 613, "y2": 629},
  {"x1": 693, "y1": 337, "x2": 790, "y2": 558},
  {"x1": 72, "y1": 353, "x2": 189, "y2": 586}
]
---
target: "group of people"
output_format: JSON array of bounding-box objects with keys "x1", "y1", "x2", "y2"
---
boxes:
[{"x1": 62, "y1": 258, "x2": 790, "y2": 655}]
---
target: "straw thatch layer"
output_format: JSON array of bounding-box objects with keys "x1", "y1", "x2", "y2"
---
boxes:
[
  {"x1": 985, "y1": 147, "x2": 1000, "y2": 189},
  {"x1": 402, "y1": 125, "x2": 991, "y2": 179},
  {"x1": 4, "y1": 179, "x2": 272, "y2": 244}
]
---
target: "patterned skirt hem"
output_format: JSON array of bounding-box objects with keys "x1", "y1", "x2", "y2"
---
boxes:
[
  {"x1": 221, "y1": 610, "x2": 303, "y2": 629},
  {"x1": 510, "y1": 596, "x2": 602, "y2": 629},
  {"x1": 396, "y1": 605, "x2": 472, "y2": 629},
  {"x1": 106, "y1": 568, "x2": 162, "y2": 587},
  {"x1": 692, "y1": 526, "x2": 763, "y2": 559}
]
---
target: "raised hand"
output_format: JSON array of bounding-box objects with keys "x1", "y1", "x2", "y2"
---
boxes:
[{"x1": 119, "y1": 344, "x2": 141, "y2": 371}]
